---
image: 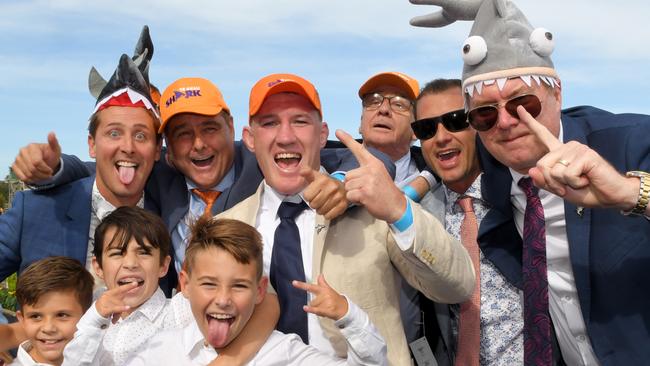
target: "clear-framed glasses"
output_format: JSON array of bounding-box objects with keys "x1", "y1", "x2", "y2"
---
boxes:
[{"x1": 361, "y1": 93, "x2": 413, "y2": 114}]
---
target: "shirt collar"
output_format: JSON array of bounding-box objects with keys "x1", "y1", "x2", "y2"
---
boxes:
[
  {"x1": 128, "y1": 288, "x2": 167, "y2": 323},
  {"x1": 16, "y1": 340, "x2": 54, "y2": 365},
  {"x1": 394, "y1": 151, "x2": 413, "y2": 183},
  {"x1": 260, "y1": 166, "x2": 326, "y2": 215},
  {"x1": 184, "y1": 165, "x2": 236, "y2": 193},
  {"x1": 182, "y1": 318, "x2": 218, "y2": 358},
  {"x1": 92, "y1": 180, "x2": 144, "y2": 220},
  {"x1": 444, "y1": 173, "x2": 485, "y2": 213}
]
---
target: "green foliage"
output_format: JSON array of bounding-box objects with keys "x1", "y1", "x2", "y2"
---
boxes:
[{"x1": 0, "y1": 273, "x2": 18, "y2": 312}]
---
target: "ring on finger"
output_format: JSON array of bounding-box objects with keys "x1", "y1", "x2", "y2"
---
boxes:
[{"x1": 557, "y1": 159, "x2": 570, "y2": 167}]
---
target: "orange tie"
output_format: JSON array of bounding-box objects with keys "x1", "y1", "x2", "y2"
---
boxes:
[
  {"x1": 455, "y1": 196, "x2": 480, "y2": 366},
  {"x1": 191, "y1": 189, "x2": 221, "y2": 217}
]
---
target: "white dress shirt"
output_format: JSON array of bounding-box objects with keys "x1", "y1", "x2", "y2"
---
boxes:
[
  {"x1": 125, "y1": 298, "x2": 387, "y2": 366},
  {"x1": 8, "y1": 341, "x2": 53, "y2": 366},
  {"x1": 256, "y1": 179, "x2": 413, "y2": 356},
  {"x1": 62, "y1": 288, "x2": 193, "y2": 366},
  {"x1": 394, "y1": 151, "x2": 420, "y2": 187},
  {"x1": 509, "y1": 124, "x2": 600, "y2": 365}
]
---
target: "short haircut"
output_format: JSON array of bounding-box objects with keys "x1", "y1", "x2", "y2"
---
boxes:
[
  {"x1": 414, "y1": 79, "x2": 462, "y2": 118},
  {"x1": 93, "y1": 206, "x2": 171, "y2": 268},
  {"x1": 87, "y1": 107, "x2": 162, "y2": 142},
  {"x1": 16, "y1": 256, "x2": 94, "y2": 311},
  {"x1": 185, "y1": 217, "x2": 263, "y2": 279}
]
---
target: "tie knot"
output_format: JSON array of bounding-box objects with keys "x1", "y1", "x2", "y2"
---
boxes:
[
  {"x1": 457, "y1": 196, "x2": 474, "y2": 213},
  {"x1": 278, "y1": 200, "x2": 308, "y2": 220},
  {"x1": 518, "y1": 177, "x2": 539, "y2": 199},
  {"x1": 191, "y1": 189, "x2": 221, "y2": 205}
]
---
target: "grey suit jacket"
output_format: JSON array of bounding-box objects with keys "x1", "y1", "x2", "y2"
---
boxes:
[{"x1": 218, "y1": 182, "x2": 475, "y2": 366}]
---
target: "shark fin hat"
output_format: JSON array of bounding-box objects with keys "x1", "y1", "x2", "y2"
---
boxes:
[{"x1": 88, "y1": 25, "x2": 159, "y2": 118}]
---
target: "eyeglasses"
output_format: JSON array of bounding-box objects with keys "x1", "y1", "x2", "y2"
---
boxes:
[
  {"x1": 467, "y1": 94, "x2": 542, "y2": 131},
  {"x1": 411, "y1": 109, "x2": 469, "y2": 140},
  {"x1": 361, "y1": 93, "x2": 413, "y2": 114}
]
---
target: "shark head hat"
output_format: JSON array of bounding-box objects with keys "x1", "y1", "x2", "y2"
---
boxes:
[{"x1": 88, "y1": 26, "x2": 159, "y2": 118}]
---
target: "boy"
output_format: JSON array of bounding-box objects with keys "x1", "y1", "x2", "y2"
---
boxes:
[
  {"x1": 11, "y1": 256, "x2": 94, "y2": 366},
  {"x1": 127, "y1": 217, "x2": 387, "y2": 365}
]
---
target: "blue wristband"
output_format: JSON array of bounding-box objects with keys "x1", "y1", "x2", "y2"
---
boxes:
[
  {"x1": 331, "y1": 172, "x2": 346, "y2": 182},
  {"x1": 402, "y1": 185, "x2": 420, "y2": 202},
  {"x1": 392, "y1": 199, "x2": 413, "y2": 232}
]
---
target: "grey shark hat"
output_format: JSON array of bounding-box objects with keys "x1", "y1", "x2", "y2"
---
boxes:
[
  {"x1": 410, "y1": 0, "x2": 559, "y2": 97},
  {"x1": 88, "y1": 26, "x2": 158, "y2": 118}
]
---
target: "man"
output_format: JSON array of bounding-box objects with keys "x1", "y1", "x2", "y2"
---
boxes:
[
  {"x1": 218, "y1": 72, "x2": 475, "y2": 365},
  {"x1": 414, "y1": 79, "x2": 523, "y2": 365},
  {"x1": 411, "y1": 0, "x2": 650, "y2": 364}
]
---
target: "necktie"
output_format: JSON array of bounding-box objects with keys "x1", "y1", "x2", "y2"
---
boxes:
[
  {"x1": 191, "y1": 189, "x2": 220, "y2": 217},
  {"x1": 455, "y1": 196, "x2": 480, "y2": 366},
  {"x1": 270, "y1": 200, "x2": 309, "y2": 343},
  {"x1": 518, "y1": 177, "x2": 552, "y2": 366}
]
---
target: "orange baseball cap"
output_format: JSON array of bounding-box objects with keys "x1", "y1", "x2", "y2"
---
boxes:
[
  {"x1": 159, "y1": 77, "x2": 230, "y2": 133},
  {"x1": 358, "y1": 71, "x2": 420, "y2": 100},
  {"x1": 249, "y1": 73, "x2": 322, "y2": 118}
]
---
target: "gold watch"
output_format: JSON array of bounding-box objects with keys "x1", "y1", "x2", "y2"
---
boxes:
[{"x1": 622, "y1": 171, "x2": 650, "y2": 216}]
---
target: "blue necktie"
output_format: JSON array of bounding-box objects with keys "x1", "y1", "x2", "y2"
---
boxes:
[{"x1": 270, "y1": 200, "x2": 309, "y2": 343}]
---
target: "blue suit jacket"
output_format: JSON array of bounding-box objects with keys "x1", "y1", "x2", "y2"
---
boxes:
[
  {"x1": 478, "y1": 106, "x2": 650, "y2": 365},
  {"x1": 0, "y1": 176, "x2": 93, "y2": 280}
]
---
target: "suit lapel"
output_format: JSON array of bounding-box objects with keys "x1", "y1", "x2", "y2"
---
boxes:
[
  {"x1": 64, "y1": 178, "x2": 94, "y2": 265},
  {"x1": 165, "y1": 173, "x2": 190, "y2": 231},
  {"x1": 560, "y1": 114, "x2": 592, "y2": 323},
  {"x1": 311, "y1": 214, "x2": 330, "y2": 279}
]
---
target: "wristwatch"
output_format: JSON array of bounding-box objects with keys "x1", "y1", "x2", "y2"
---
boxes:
[{"x1": 622, "y1": 171, "x2": 650, "y2": 216}]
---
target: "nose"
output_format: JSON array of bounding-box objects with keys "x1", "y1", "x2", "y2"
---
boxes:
[
  {"x1": 213, "y1": 287, "x2": 232, "y2": 308},
  {"x1": 121, "y1": 136, "x2": 135, "y2": 154},
  {"x1": 122, "y1": 249, "x2": 139, "y2": 269},
  {"x1": 276, "y1": 121, "x2": 297, "y2": 145},
  {"x1": 495, "y1": 104, "x2": 519, "y2": 130},
  {"x1": 41, "y1": 317, "x2": 57, "y2": 333},
  {"x1": 192, "y1": 133, "x2": 206, "y2": 151},
  {"x1": 434, "y1": 124, "x2": 453, "y2": 146},
  {"x1": 378, "y1": 98, "x2": 391, "y2": 115}
]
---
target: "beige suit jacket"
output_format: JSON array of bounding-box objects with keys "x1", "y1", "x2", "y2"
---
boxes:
[{"x1": 217, "y1": 183, "x2": 475, "y2": 366}]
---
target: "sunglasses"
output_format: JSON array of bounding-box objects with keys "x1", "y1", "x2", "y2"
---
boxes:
[
  {"x1": 467, "y1": 94, "x2": 542, "y2": 131},
  {"x1": 411, "y1": 109, "x2": 469, "y2": 140}
]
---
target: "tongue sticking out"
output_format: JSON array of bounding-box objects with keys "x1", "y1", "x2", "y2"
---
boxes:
[
  {"x1": 207, "y1": 317, "x2": 231, "y2": 348},
  {"x1": 118, "y1": 166, "x2": 135, "y2": 185}
]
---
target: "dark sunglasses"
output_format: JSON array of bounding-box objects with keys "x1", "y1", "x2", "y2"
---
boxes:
[
  {"x1": 411, "y1": 109, "x2": 469, "y2": 140},
  {"x1": 467, "y1": 94, "x2": 542, "y2": 131}
]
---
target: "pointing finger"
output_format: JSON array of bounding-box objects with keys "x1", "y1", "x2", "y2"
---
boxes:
[
  {"x1": 47, "y1": 132, "x2": 61, "y2": 156},
  {"x1": 335, "y1": 129, "x2": 372, "y2": 165},
  {"x1": 516, "y1": 105, "x2": 562, "y2": 151}
]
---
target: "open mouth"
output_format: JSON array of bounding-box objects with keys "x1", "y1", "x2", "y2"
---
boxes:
[
  {"x1": 116, "y1": 161, "x2": 138, "y2": 185},
  {"x1": 207, "y1": 313, "x2": 235, "y2": 347},
  {"x1": 274, "y1": 152, "x2": 301, "y2": 170},
  {"x1": 438, "y1": 149, "x2": 460, "y2": 161},
  {"x1": 117, "y1": 277, "x2": 145, "y2": 287},
  {"x1": 372, "y1": 123, "x2": 392, "y2": 130},
  {"x1": 37, "y1": 338, "x2": 64, "y2": 348},
  {"x1": 191, "y1": 155, "x2": 215, "y2": 168}
]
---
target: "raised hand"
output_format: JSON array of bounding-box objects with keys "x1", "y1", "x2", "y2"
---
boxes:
[
  {"x1": 519, "y1": 106, "x2": 639, "y2": 210},
  {"x1": 12, "y1": 132, "x2": 62, "y2": 183},
  {"x1": 301, "y1": 167, "x2": 348, "y2": 220},
  {"x1": 409, "y1": 0, "x2": 482, "y2": 28},
  {"x1": 95, "y1": 282, "x2": 138, "y2": 323},
  {"x1": 292, "y1": 274, "x2": 348, "y2": 321},
  {"x1": 336, "y1": 130, "x2": 406, "y2": 223}
]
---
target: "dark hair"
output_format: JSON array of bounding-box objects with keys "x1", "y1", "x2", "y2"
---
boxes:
[
  {"x1": 93, "y1": 206, "x2": 170, "y2": 268},
  {"x1": 414, "y1": 79, "x2": 462, "y2": 118},
  {"x1": 87, "y1": 108, "x2": 162, "y2": 142},
  {"x1": 16, "y1": 256, "x2": 94, "y2": 311},
  {"x1": 185, "y1": 217, "x2": 263, "y2": 279}
]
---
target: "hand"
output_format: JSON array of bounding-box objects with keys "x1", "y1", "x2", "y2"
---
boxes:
[
  {"x1": 336, "y1": 129, "x2": 406, "y2": 223},
  {"x1": 301, "y1": 167, "x2": 348, "y2": 220},
  {"x1": 292, "y1": 274, "x2": 348, "y2": 321},
  {"x1": 409, "y1": 0, "x2": 482, "y2": 28},
  {"x1": 95, "y1": 282, "x2": 138, "y2": 323},
  {"x1": 11, "y1": 132, "x2": 62, "y2": 183},
  {"x1": 519, "y1": 106, "x2": 639, "y2": 210}
]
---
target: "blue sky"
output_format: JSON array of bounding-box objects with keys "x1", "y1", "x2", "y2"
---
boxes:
[{"x1": 1, "y1": 0, "x2": 649, "y2": 177}]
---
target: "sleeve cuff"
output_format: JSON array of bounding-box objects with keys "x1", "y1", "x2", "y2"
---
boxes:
[
  {"x1": 333, "y1": 295, "x2": 356, "y2": 329},
  {"x1": 390, "y1": 198, "x2": 413, "y2": 232},
  {"x1": 331, "y1": 172, "x2": 346, "y2": 182}
]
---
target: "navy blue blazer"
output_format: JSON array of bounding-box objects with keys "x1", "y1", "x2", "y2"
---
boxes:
[{"x1": 478, "y1": 106, "x2": 650, "y2": 365}]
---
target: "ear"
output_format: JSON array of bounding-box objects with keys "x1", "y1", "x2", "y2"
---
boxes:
[
  {"x1": 319, "y1": 121, "x2": 329, "y2": 148},
  {"x1": 242, "y1": 126, "x2": 255, "y2": 153},
  {"x1": 88, "y1": 134, "x2": 97, "y2": 159},
  {"x1": 16, "y1": 310, "x2": 23, "y2": 324},
  {"x1": 255, "y1": 276, "x2": 269, "y2": 305},
  {"x1": 158, "y1": 255, "x2": 171, "y2": 278},
  {"x1": 179, "y1": 269, "x2": 190, "y2": 298},
  {"x1": 91, "y1": 256, "x2": 104, "y2": 280},
  {"x1": 226, "y1": 114, "x2": 235, "y2": 136},
  {"x1": 154, "y1": 137, "x2": 163, "y2": 162}
]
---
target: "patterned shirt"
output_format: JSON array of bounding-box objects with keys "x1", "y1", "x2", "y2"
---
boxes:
[{"x1": 444, "y1": 175, "x2": 524, "y2": 365}]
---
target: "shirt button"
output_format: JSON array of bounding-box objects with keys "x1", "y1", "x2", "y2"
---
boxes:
[
  {"x1": 100, "y1": 324, "x2": 108, "y2": 330},
  {"x1": 577, "y1": 335, "x2": 586, "y2": 342},
  {"x1": 563, "y1": 295, "x2": 572, "y2": 302}
]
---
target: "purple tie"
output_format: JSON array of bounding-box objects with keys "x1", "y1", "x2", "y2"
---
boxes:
[{"x1": 518, "y1": 177, "x2": 552, "y2": 366}]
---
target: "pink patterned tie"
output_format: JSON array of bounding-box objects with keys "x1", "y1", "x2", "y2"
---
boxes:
[
  {"x1": 518, "y1": 177, "x2": 552, "y2": 366},
  {"x1": 455, "y1": 196, "x2": 480, "y2": 366}
]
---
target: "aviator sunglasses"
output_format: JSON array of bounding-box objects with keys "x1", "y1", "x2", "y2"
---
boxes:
[
  {"x1": 467, "y1": 94, "x2": 542, "y2": 131},
  {"x1": 411, "y1": 109, "x2": 469, "y2": 140}
]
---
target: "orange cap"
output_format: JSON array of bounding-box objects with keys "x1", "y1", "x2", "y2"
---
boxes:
[
  {"x1": 249, "y1": 73, "x2": 322, "y2": 118},
  {"x1": 358, "y1": 71, "x2": 420, "y2": 100},
  {"x1": 159, "y1": 77, "x2": 230, "y2": 133}
]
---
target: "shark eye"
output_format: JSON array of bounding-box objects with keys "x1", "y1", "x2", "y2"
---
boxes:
[
  {"x1": 461, "y1": 36, "x2": 487, "y2": 66},
  {"x1": 530, "y1": 27, "x2": 555, "y2": 57}
]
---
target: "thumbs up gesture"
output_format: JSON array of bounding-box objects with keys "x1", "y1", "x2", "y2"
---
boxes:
[
  {"x1": 12, "y1": 132, "x2": 63, "y2": 183},
  {"x1": 336, "y1": 130, "x2": 407, "y2": 223},
  {"x1": 301, "y1": 166, "x2": 348, "y2": 220}
]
